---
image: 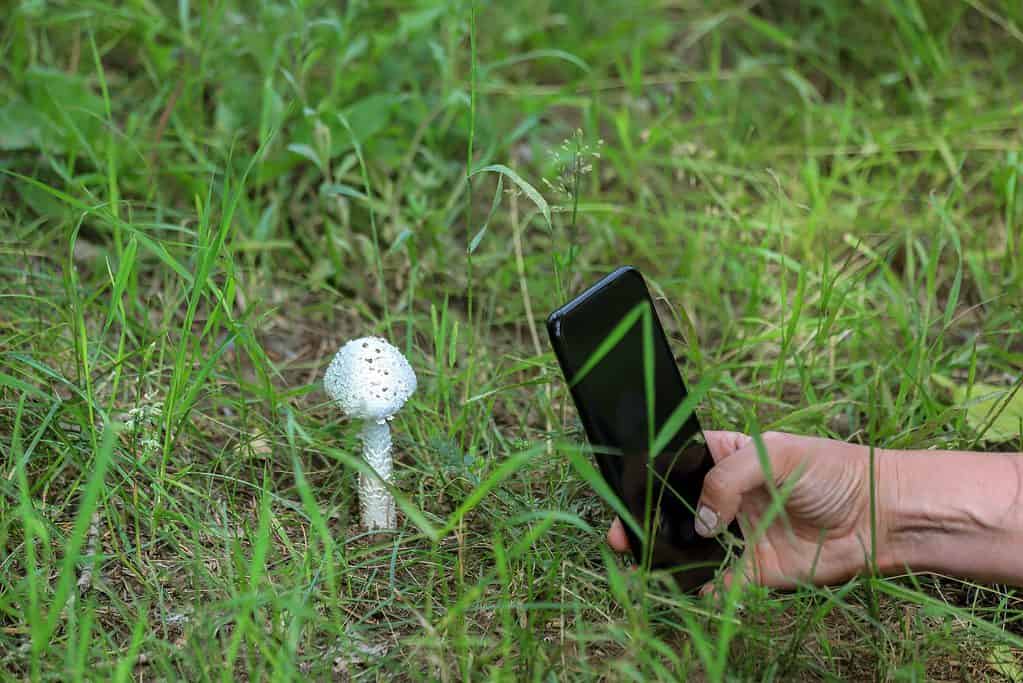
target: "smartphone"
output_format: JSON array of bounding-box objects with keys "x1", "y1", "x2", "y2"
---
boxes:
[{"x1": 546, "y1": 266, "x2": 737, "y2": 591}]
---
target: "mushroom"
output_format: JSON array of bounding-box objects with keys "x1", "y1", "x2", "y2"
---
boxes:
[{"x1": 323, "y1": 336, "x2": 417, "y2": 530}]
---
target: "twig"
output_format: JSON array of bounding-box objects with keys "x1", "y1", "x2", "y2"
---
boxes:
[
  {"x1": 149, "y1": 76, "x2": 185, "y2": 170},
  {"x1": 68, "y1": 29, "x2": 81, "y2": 74},
  {"x1": 512, "y1": 193, "x2": 544, "y2": 360},
  {"x1": 76, "y1": 511, "x2": 101, "y2": 592},
  {"x1": 512, "y1": 193, "x2": 553, "y2": 454}
]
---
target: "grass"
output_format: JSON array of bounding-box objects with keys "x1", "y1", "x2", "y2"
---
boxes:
[{"x1": 2, "y1": 0, "x2": 1023, "y2": 679}]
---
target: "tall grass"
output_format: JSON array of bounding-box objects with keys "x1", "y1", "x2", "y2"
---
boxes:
[{"x1": 1, "y1": 0, "x2": 1022, "y2": 678}]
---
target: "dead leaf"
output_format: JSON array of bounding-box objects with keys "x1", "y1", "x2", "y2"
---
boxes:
[{"x1": 236, "y1": 436, "x2": 273, "y2": 459}]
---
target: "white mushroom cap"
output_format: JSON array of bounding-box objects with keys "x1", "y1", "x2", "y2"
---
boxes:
[{"x1": 324, "y1": 337, "x2": 417, "y2": 421}]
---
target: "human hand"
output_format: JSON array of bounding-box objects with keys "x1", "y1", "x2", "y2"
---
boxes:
[{"x1": 607, "y1": 431, "x2": 892, "y2": 590}]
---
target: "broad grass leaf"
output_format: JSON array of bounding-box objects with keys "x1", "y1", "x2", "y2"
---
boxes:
[
  {"x1": 0, "y1": 99, "x2": 42, "y2": 150},
  {"x1": 320, "y1": 183, "x2": 368, "y2": 201},
  {"x1": 468, "y1": 175, "x2": 502, "y2": 254},
  {"x1": 472, "y1": 164, "x2": 551, "y2": 230},
  {"x1": 215, "y1": 74, "x2": 261, "y2": 136},
  {"x1": 399, "y1": 5, "x2": 445, "y2": 37},
  {"x1": 941, "y1": 377, "x2": 1023, "y2": 443},
  {"x1": 335, "y1": 94, "x2": 400, "y2": 154},
  {"x1": 25, "y1": 67, "x2": 104, "y2": 153},
  {"x1": 482, "y1": 49, "x2": 590, "y2": 76},
  {"x1": 562, "y1": 444, "x2": 643, "y2": 543},
  {"x1": 0, "y1": 372, "x2": 53, "y2": 402},
  {"x1": 340, "y1": 35, "x2": 368, "y2": 65},
  {"x1": 261, "y1": 96, "x2": 401, "y2": 183},
  {"x1": 287, "y1": 143, "x2": 323, "y2": 171},
  {"x1": 988, "y1": 644, "x2": 1023, "y2": 683}
]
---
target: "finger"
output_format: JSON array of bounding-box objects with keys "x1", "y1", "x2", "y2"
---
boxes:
[
  {"x1": 702, "y1": 430, "x2": 751, "y2": 464},
  {"x1": 606, "y1": 517, "x2": 631, "y2": 553},
  {"x1": 699, "y1": 569, "x2": 737, "y2": 599},
  {"x1": 695, "y1": 436, "x2": 788, "y2": 538},
  {"x1": 699, "y1": 550, "x2": 759, "y2": 598}
]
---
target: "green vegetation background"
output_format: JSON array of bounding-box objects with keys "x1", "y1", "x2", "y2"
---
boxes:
[{"x1": 2, "y1": 0, "x2": 1023, "y2": 679}]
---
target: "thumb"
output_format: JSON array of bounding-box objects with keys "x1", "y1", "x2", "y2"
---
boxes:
[{"x1": 694, "y1": 435, "x2": 783, "y2": 537}]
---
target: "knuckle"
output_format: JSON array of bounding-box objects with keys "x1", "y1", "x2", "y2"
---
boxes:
[
  {"x1": 761, "y1": 431, "x2": 790, "y2": 453},
  {"x1": 761, "y1": 431, "x2": 799, "y2": 476},
  {"x1": 732, "y1": 431, "x2": 753, "y2": 450},
  {"x1": 701, "y1": 468, "x2": 728, "y2": 499}
]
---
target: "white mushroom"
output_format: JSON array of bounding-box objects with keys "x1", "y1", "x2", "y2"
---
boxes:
[{"x1": 323, "y1": 336, "x2": 417, "y2": 530}]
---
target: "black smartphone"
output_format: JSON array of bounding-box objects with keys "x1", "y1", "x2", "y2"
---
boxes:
[{"x1": 546, "y1": 266, "x2": 737, "y2": 591}]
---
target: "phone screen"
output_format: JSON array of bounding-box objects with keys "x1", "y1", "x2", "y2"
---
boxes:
[{"x1": 547, "y1": 267, "x2": 732, "y2": 590}]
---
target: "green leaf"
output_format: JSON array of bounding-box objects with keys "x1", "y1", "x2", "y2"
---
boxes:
[
  {"x1": 25, "y1": 67, "x2": 104, "y2": 154},
  {"x1": 570, "y1": 302, "x2": 647, "y2": 387},
  {"x1": 0, "y1": 99, "x2": 43, "y2": 151},
  {"x1": 650, "y1": 372, "x2": 716, "y2": 459},
  {"x1": 286, "y1": 143, "x2": 323, "y2": 171},
  {"x1": 468, "y1": 175, "x2": 502, "y2": 254},
  {"x1": 946, "y1": 378, "x2": 1023, "y2": 443},
  {"x1": 387, "y1": 228, "x2": 415, "y2": 255},
  {"x1": 741, "y1": 13, "x2": 797, "y2": 50},
  {"x1": 340, "y1": 35, "x2": 368, "y2": 65},
  {"x1": 399, "y1": 6, "x2": 445, "y2": 37},
  {"x1": 333, "y1": 94, "x2": 400, "y2": 154},
  {"x1": 0, "y1": 372, "x2": 54, "y2": 402},
  {"x1": 439, "y1": 445, "x2": 540, "y2": 536},
  {"x1": 254, "y1": 200, "x2": 278, "y2": 241},
  {"x1": 472, "y1": 164, "x2": 551, "y2": 230},
  {"x1": 988, "y1": 644, "x2": 1023, "y2": 683},
  {"x1": 43, "y1": 424, "x2": 117, "y2": 643},
  {"x1": 320, "y1": 183, "x2": 368, "y2": 201},
  {"x1": 562, "y1": 443, "x2": 643, "y2": 543},
  {"x1": 483, "y1": 49, "x2": 590, "y2": 76}
]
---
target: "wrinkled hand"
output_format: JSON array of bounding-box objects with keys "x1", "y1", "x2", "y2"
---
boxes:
[{"x1": 607, "y1": 431, "x2": 890, "y2": 589}]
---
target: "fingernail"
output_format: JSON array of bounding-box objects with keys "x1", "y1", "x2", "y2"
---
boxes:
[{"x1": 694, "y1": 505, "x2": 718, "y2": 537}]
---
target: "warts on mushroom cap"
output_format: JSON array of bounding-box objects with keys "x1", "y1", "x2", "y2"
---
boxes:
[{"x1": 323, "y1": 337, "x2": 417, "y2": 422}]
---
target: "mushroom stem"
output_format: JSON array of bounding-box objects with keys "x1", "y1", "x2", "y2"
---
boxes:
[{"x1": 360, "y1": 419, "x2": 396, "y2": 530}]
